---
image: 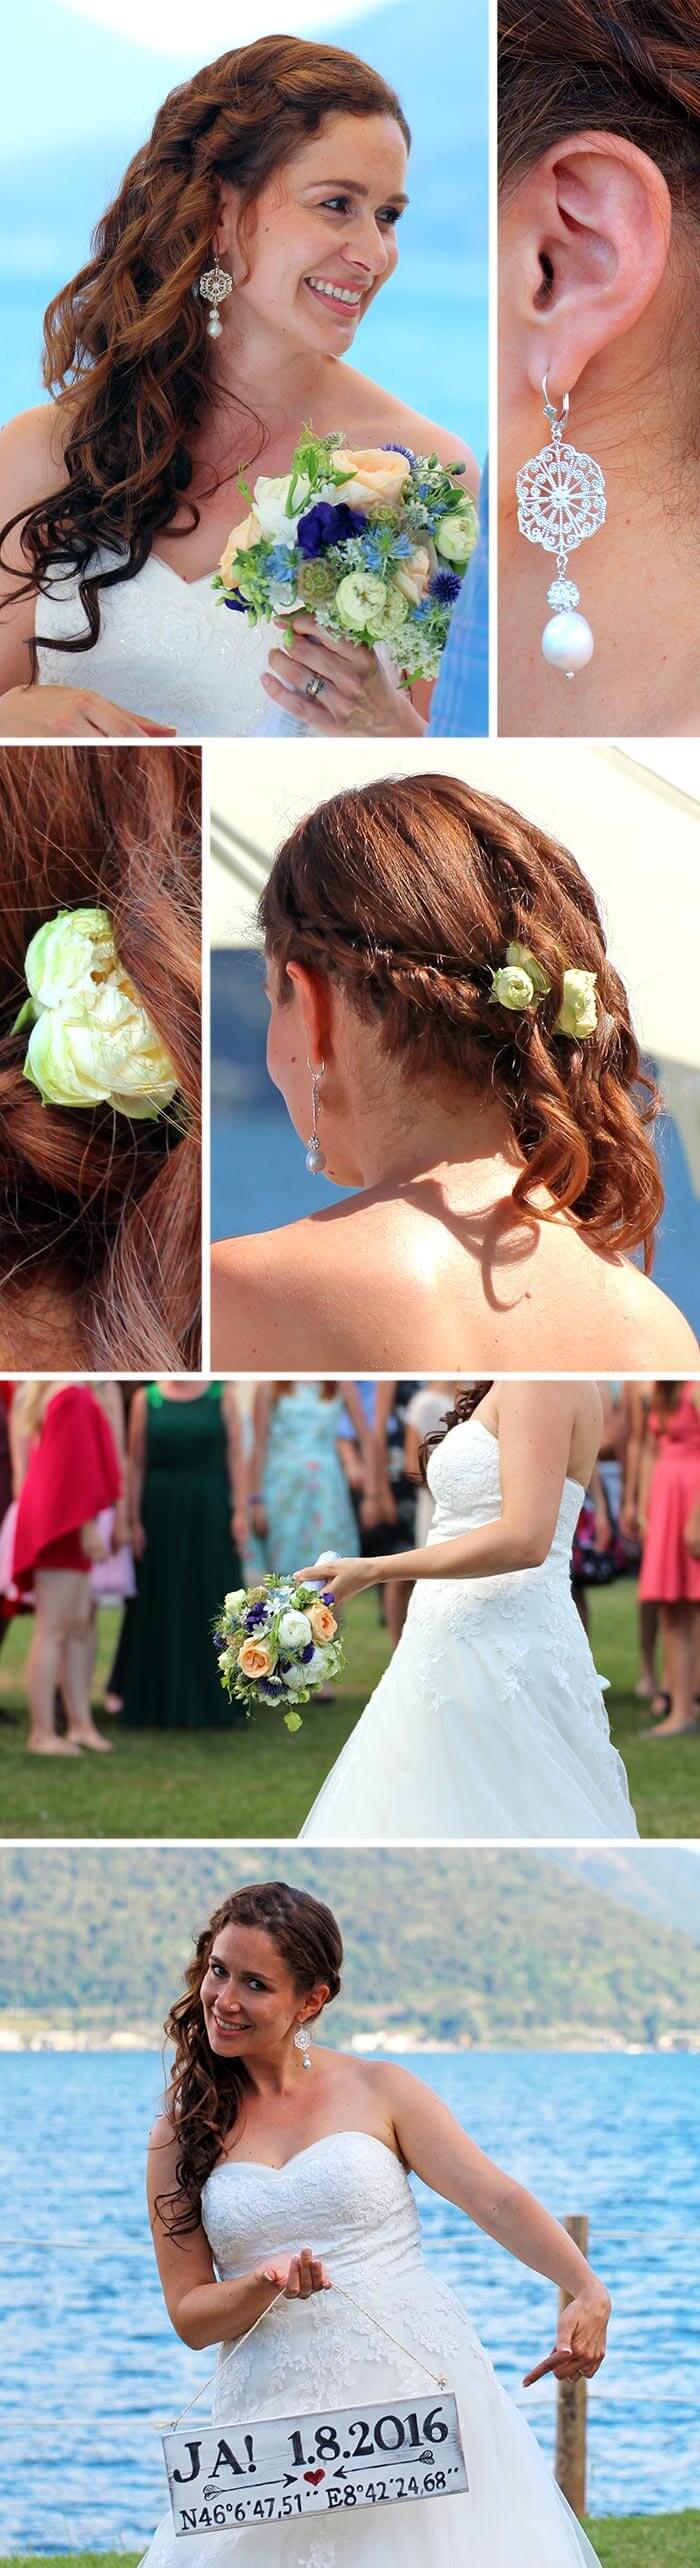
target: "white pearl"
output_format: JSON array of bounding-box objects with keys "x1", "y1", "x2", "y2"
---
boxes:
[
  {"x1": 305, "y1": 1144, "x2": 326, "y2": 1174},
  {"x1": 542, "y1": 610, "x2": 594, "y2": 676}
]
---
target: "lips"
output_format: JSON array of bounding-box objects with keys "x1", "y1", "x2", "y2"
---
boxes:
[{"x1": 212, "y1": 2013, "x2": 250, "y2": 2037}]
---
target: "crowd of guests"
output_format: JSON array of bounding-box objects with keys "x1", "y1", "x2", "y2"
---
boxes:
[{"x1": 0, "y1": 1377, "x2": 698, "y2": 1750}]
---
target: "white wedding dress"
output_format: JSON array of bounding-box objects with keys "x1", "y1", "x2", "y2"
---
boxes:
[
  {"x1": 140, "y1": 2131, "x2": 602, "y2": 2568},
  {"x1": 301, "y1": 1418, "x2": 637, "y2": 1843},
  {"x1": 35, "y1": 549, "x2": 399, "y2": 735},
  {"x1": 35, "y1": 549, "x2": 274, "y2": 735}
]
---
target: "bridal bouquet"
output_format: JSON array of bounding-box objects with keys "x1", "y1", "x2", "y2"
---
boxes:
[
  {"x1": 214, "y1": 1573, "x2": 345, "y2": 1730},
  {"x1": 213, "y1": 426, "x2": 477, "y2": 687}
]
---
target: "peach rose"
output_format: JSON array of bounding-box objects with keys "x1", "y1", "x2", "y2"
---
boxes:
[
  {"x1": 219, "y1": 511, "x2": 262, "y2": 587},
  {"x1": 238, "y1": 1637, "x2": 274, "y2": 1679},
  {"x1": 335, "y1": 448, "x2": 413, "y2": 511},
  {"x1": 309, "y1": 1602, "x2": 338, "y2": 1642},
  {"x1": 393, "y1": 544, "x2": 432, "y2": 606}
]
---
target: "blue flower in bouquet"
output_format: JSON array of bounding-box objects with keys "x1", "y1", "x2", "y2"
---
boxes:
[
  {"x1": 431, "y1": 568, "x2": 463, "y2": 604},
  {"x1": 266, "y1": 546, "x2": 298, "y2": 589},
  {"x1": 297, "y1": 500, "x2": 368, "y2": 557},
  {"x1": 223, "y1": 594, "x2": 248, "y2": 613},
  {"x1": 300, "y1": 1642, "x2": 316, "y2": 1664},
  {"x1": 382, "y1": 443, "x2": 416, "y2": 463},
  {"x1": 245, "y1": 1601, "x2": 269, "y2": 1629}
]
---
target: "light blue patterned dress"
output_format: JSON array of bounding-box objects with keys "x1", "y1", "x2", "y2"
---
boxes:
[{"x1": 252, "y1": 1383, "x2": 359, "y2": 1575}]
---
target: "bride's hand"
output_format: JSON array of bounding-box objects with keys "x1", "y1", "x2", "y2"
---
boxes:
[
  {"x1": 523, "y1": 2284, "x2": 611, "y2": 2387},
  {"x1": 294, "y1": 1557, "x2": 376, "y2": 1607},
  {"x1": 0, "y1": 684, "x2": 176, "y2": 738},
  {"x1": 261, "y1": 616, "x2": 426, "y2": 736},
  {"x1": 260, "y1": 2249, "x2": 332, "y2": 2299}
]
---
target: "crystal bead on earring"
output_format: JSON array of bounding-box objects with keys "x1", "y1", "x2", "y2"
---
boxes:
[
  {"x1": 305, "y1": 1057, "x2": 326, "y2": 1175},
  {"x1": 294, "y1": 2023, "x2": 313, "y2": 2068},
  {"x1": 516, "y1": 375, "x2": 606, "y2": 678},
  {"x1": 198, "y1": 258, "x2": 233, "y2": 338}
]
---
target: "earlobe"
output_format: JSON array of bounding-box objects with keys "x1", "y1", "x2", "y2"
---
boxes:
[{"x1": 520, "y1": 132, "x2": 672, "y2": 398}]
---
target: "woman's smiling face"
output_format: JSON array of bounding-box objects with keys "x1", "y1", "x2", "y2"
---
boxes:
[{"x1": 227, "y1": 110, "x2": 409, "y2": 351}]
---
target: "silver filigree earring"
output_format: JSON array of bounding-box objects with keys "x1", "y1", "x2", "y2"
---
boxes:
[
  {"x1": 294, "y1": 2023, "x2": 313, "y2": 2069},
  {"x1": 198, "y1": 256, "x2": 233, "y2": 338},
  {"x1": 305, "y1": 1059, "x2": 326, "y2": 1175},
  {"x1": 516, "y1": 374, "x2": 607, "y2": 678}
]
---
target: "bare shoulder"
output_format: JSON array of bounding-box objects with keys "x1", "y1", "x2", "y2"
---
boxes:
[
  {"x1": 0, "y1": 403, "x2": 68, "y2": 511},
  {"x1": 615, "y1": 1266, "x2": 698, "y2": 1368},
  {"x1": 211, "y1": 1219, "x2": 345, "y2": 1368}
]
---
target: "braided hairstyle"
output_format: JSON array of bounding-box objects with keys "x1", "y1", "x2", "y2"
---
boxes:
[
  {"x1": 162, "y1": 1882, "x2": 343, "y2": 2236},
  {"x1": 2, "y1": 36, "x2": 409, "y2": 663},
  {"x1": 499, "y1": 0, "x2": 700, "y2": 197},
  {"x1": 259, "y1": 769, "x2": 663, "y2": 1266}
]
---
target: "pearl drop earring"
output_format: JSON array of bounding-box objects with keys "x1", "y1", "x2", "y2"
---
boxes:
[
  {"x1": 198, "y1": 256, "x2": 233, "y2": 338},
  {"x1": 516, "y1": 375, "x2": 607, "y2": 678},
  {"x1": 305, "y1": 1059, "x2": 326, "y2": 1175},
  {"x1": 294, "y1": 2023, "x2": 313, "y2": 2068}
]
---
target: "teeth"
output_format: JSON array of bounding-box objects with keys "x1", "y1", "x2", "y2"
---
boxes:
[{"x1": 306, "y1": 278, "x2": 362, "y2": 307}]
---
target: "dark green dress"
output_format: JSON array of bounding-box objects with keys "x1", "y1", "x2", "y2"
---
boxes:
[{"x1": 121, "y1": 1385, "x2": 243, "y2": 1730}]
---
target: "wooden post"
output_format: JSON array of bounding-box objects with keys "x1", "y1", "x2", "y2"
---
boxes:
[{"x1": 554, "y1": 2216, "x2": 589, "y2": 2516}]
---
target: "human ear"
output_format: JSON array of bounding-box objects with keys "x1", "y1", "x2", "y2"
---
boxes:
[
  {"x1": 505, "y1": 131, "x2": 672, "y2": 401},
  {"x1": 284, "y1": 962, "x2": 334, "y2": 1064}
]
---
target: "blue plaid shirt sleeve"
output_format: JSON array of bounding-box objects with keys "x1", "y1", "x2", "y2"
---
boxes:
[{"x1": 429, "y1": 457, "x2": 489, "y2": 737}]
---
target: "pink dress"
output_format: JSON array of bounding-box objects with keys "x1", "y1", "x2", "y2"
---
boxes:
[{"x1": 639, "y1": 1392, "x2": 700, "y2": 1604}]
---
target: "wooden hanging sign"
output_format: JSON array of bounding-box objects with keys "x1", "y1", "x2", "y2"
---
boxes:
[{"x1": 163, "y1": 2390, "x2": 468, "y2": 2534}]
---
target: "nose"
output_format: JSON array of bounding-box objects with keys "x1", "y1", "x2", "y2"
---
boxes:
[{"x1": 345, "y1": 214, "x2": 393, "y2": 281}]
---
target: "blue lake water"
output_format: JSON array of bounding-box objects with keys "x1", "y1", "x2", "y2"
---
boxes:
[{"x1": 0, "y1": 2049, "x2": 697, "y2": 2548}]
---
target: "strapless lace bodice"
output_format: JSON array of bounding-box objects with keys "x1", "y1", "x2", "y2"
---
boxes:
[
  {"x1": 35, "y1": 550, "x2": 272, "y2": 736},
  {"x1": 202, "y1": 2133, "x2": 422, "y2": 2287},
  {"x1": 199, "y1": 2133, "x2": 492, "y2": 2426},
  {"x1": 425, "y1": 1417, "x2": 583, "y2": 1570}
]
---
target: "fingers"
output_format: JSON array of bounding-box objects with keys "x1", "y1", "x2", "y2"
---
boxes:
[
  {"x1": 285, "y1": 2248, "x2": 330, "y2": 2297},
  {"x1": 276, "y1": 615, "x2": 375, "y2": 674},
  {"x1": 260, "y1": 669, "x2": 338, "y2": 734}
]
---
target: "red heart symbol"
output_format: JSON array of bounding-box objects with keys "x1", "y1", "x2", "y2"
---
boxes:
[{"x1": 304, "y1": 2468, "x2": 325, "y2": 2486}]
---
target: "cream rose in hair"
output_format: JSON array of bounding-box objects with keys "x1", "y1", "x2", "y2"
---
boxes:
[{"x1": 19, "y1": 907, "x2": 177, "y2": 1118}]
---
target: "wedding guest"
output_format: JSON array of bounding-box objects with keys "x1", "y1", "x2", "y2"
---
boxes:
[
  {"x1": 120, "y1": 1382, "x2": 247, "y2": 1732},
  {"x1": 638, "y1": 1383, "x2": 700, "y2": 1738},
  {"x1": 249, "y1": 1381, "x2": 372, "y2": 1572},
  {"x1": 12, "y1": 1381, "x2": 121, "y2": 1755}
]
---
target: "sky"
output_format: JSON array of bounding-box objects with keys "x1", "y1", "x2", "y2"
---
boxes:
[{"x1": 57, "y1": 0, "x2": 391, "y2": 47}]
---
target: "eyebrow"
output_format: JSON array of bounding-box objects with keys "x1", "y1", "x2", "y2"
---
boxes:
[{"x1": 304, "y1": 177, "x2": 409, "y2": 207}]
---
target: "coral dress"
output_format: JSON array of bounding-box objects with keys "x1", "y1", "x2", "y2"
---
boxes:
[
  {"x1": 639, "y1": 1391, "x2": 700, "y2": 1604},
  {"x1": 12, "y1": 1385, "x2": 121, "y2": 1588}
]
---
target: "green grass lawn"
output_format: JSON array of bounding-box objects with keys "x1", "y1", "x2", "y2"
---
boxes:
[
  {"x1": 0, "y1": 1578, "x2": 697, "y2": 1840},
  {"x1": 3, "y1": 2523, "x2": 699, "y2": 2568}
]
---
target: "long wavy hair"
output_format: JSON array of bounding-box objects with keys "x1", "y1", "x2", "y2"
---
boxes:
[
  {"x1": 0, "y1": 745, "x2": 201, "y2": 1369},
  {"x1": 260, "y1": 771, "x2": 663, "y2": 1267},
  {"x1": 3, "y1": 36, "x2": 409, "y2": 665},
  {"x1": 162, "y1": 1882, "x2": 343, "y2": 2237},
  {"x1": 418, "y1": 1381, "x2": 493, "y2": 1481},
  {"x1": 499, "y1": 0, "x2": 700, "y2": 197}
]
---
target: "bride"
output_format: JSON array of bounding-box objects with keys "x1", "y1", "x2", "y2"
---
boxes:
[
  {"x1": 145, "y1": 1878, "x2": 610, "y2": 2568},
  {"x1": 211, "y1": 768, "x2": 698, "y2": 1371},
  {"x1": 297, "y1": 1381, "x2": 638, "y2": 1844},
  {"x1": 0, "y1": 34, "x2": 476, "y2": 741}
]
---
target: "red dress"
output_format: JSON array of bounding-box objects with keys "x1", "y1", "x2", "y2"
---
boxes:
[
  {"x1": 638, "y1": 1391, "x2": 700, "y2": 1605},
  {"x1": 13, "y1": 1386, "x2": 121, "y2": 1588}
]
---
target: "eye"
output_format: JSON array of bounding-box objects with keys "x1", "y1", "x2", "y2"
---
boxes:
[
  {"x1": 377, "y1": 206, "x2": 403, "y2": 228},
  {"x1": 210, "y1": 1959, "x2": 226, "y2": 1979},
  {"x1": 322, "y1": 195, "x2": 352, "y2": 215},
  {"x1": 245, "y1": 1975, "x2": 268, "y2": 1991}
]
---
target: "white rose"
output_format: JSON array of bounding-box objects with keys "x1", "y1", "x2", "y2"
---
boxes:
[
  {"x1": 284, "y1": 1664, "x2": 306, "y2": 1691},
  {"x1": 278, "y1": 1608, "x2": 313, "y2": 1648},
  {"x1": 25, "y1": 908, "x2": 114, "y2": 1010},
  {"x1": 224, "y1": 1590, "x2": 247, "y2": 1613},
  {"x1": 307, "y1": 1646, "x2": 331, "y2": 1680},
  {"x1": 253, "y1": 473, "x2": 312, "y2": 544}
]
